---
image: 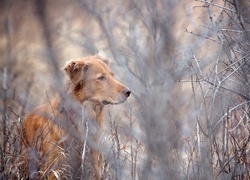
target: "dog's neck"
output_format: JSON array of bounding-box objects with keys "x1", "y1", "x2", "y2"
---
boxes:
[
  {"x1": 82, "y1": 102, "x2": 104, "y2": 127},
  {"x1": 59, "y1": 93, "x2": 104, "y2": 128}
]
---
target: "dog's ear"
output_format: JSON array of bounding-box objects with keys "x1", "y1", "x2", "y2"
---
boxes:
[
  {"x1": 64, "y1": 60, "x2": 89, "y2": 84},
  {"x1": 97, "y1": 50, "x2": 109, "y2": 64},
  {"x1": 64, "y1": 60, "x2": 88, "y2": 73}
]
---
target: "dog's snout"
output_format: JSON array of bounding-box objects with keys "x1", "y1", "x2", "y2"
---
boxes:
[{"x1": 123, "y1": 88, "x2": 131, "y2": 97}]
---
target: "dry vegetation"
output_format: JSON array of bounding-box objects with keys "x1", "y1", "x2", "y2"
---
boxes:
[{"x1": 0, "y1": 0, "x2": 250, "y2": 179}]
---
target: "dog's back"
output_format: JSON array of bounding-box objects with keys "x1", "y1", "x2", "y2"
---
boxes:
[{"x1": 22, "y1": 97, "x2": 82, "y2": 178}]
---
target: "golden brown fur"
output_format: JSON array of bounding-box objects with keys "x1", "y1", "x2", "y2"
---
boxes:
[{"x1": 22, "y1": 55, "x2": 131, "y2": 179}]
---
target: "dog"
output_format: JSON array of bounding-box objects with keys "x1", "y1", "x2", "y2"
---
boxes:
[{"x1": 22, "y1": 54, "x2": 131, "y2": 179}]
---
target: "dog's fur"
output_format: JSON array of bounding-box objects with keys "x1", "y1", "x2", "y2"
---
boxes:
[{"x1": 22, "y1": 55, "x2": 131, "y2": 179}]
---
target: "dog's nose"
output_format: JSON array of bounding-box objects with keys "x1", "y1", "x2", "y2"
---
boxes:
[{"x1": 123, "y1": 88, "x2": 131, "y2": 97}]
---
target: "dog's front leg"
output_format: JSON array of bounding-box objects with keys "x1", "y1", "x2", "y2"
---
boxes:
[{"x1": 90, "y1": 148, "x2": 102, "y2": 180}]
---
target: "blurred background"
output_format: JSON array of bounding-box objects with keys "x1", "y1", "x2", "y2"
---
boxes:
[{"x1": 0, "y1": 0, "x2": 250, "y2": 179}]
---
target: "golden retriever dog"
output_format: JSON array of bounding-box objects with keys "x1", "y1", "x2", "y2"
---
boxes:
[{"x1": 22, "y1": 54, "x2": 131, "y2": 179}]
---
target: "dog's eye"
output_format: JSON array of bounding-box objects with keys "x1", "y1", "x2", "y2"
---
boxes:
[{"x1": 97, "y1": 75, "x2": 105, "y2": 81}]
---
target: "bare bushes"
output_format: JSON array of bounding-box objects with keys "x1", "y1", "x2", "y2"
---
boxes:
[{"x1": 185, "y1": 0, "x2": 250, "y2": 179}]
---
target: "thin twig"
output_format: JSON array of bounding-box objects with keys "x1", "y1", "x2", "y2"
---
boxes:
[
  {"x1": 81, "y1": 107, "x2": 88, "y2": 176},
  {"x1": 195, "y1": 0, "x2": 236, "y2": 13}
]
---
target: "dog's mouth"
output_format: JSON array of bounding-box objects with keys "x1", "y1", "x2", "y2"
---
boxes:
[
  {"x1": 102, "y1": 100, "x2": 110, "y2": 105},
  {"x1": 101, "y1": 100, "x2": 125, "y2": 105},
  {"x1": 90, "y1": 96, "x2": 129, "y2": 105}
]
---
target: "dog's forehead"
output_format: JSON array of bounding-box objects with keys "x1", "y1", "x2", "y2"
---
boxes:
[{"x1": 87, "y1": 59, "x2": 113, "y2": 74}]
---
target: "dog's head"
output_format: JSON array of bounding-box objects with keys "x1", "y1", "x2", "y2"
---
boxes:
[{"x1": 64, "y1": 56, "x2": 131, "y2": 105}]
